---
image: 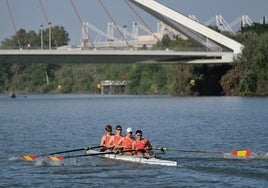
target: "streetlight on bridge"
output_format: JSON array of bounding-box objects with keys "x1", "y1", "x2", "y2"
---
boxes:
[
  {"x1": 48, "y1": 22, "x2": 52, "y2": 50},
  {"x1": 40, "y1": 25, "x2": 43, "y2": 50}
]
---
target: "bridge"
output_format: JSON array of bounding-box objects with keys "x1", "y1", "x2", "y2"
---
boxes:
[
  {"x1": 0, "y1": 49, "x2": 233, "y2": 64},
  {"x1": 0, "y1": 0, "x2": 243, "y2": 64}
]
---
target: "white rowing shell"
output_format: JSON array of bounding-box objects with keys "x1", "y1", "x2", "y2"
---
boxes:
[{"x1": 86, "y1": 149, "x2": 177, "y2": 167}]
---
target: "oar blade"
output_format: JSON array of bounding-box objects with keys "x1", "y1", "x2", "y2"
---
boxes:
[
  {"x1": 47, "y1": 156, "x2": 64, "y2": 161},
  {"x1": 22, "y1": 155, "x2": 38, "y2": 161},
  {"x1": 231, "y1": 149, "x2": 251, "y2": 157}
]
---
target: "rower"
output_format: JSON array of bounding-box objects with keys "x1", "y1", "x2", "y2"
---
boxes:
[
  {"x1": 100, "y1": 124, "x2": 114, "y2": 151},
  {"x1": 108, "y1": 125, "x2": 123, "y2": 149},
  {"x1": 132, "y1": 130, "x2": 152, "y2": 158},
  {"x1": 115, "y1": 127, "x2": 135, "y2": 155}
]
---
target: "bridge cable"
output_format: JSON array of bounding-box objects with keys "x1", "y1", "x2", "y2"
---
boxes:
[
  {"x1": 124, "y1": 0, "x2": 161, "y2": 42},
  {"x1": 38, "y1": 0, "x2": 58, "y2": 47},
  {"x1": 124, "y1": 0, "x2": 167, "y2": 49},
  {"x1": 69, "y1": 0, "x2": 95, "y2": 49},
  {"x1": 98, "y1": 0, "x2": 131, "y2": 48},
  {"x1": 5, "y1": 0, "x2": 21, "y2": 47}
]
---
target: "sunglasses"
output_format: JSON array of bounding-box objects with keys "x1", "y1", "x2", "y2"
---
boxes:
[
  {"x1": 116, "y1": 129, "x2": 122, "y2": 131},
  {"x1": 136, "y1": 134, "x2": 142, "y2": 136}
]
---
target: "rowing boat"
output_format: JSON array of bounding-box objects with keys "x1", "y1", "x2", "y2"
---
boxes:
[{"x1": 86, "y1": 149, "x2": 177, "y2": 167}]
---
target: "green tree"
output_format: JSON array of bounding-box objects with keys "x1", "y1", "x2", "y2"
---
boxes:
[
  {"x1": 54, "y1": 64, "x2": 97, "y2": 93},
  {"x1": 234, "y1": 32, "x2": 268, "y2": 96},
  {"x1": 170, "y1": 64, "x2": 192, "y2": 95},
  {"x1": 220, "y1": 67, "x2": 243, "y2": 96},
  {"x1": 126, "y1": 64, "x2": 168, "y2": 94},
  {"x1": 42, "y1": 25, "x2": 70, "y2": 47},
  {"x1": 1, "y1": 25, "x2": 69, "y2": 49},
  {"x1": 154, "y1": 34, "x2": 171, "y2": 49},
  {"x1": 241, "y1": 23, "x2": 268, "y2": 35}
]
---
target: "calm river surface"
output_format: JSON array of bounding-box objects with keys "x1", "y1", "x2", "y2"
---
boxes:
[{"x1": 0, "y1": 94, "x2": 267, "y2": 187}]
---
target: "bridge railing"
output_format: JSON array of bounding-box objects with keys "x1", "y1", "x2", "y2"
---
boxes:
[{"x1": 0, "y1": 45, "x2": 229, "y2": 52}]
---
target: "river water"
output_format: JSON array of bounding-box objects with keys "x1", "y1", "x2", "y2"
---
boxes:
[{"x1": 0, "y1": 94, "x2": 267, "y2": 187}]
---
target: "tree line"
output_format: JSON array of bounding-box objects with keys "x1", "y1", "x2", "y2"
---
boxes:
[{"x1": 0, "y1": 23, "x2": 267, "y2": 96}]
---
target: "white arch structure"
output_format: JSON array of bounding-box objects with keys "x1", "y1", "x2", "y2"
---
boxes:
[{"x1": 129, "y1": 0, "x2": 243, "y2": 54}]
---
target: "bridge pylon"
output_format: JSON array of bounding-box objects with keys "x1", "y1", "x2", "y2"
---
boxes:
[{"x1": 129, "y1": 0, "x2": 243, "y2": 55}]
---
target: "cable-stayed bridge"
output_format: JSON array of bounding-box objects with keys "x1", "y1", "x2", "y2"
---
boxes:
[{"x1": 0, "y1": 0, "x2": 245, "y2": 64}]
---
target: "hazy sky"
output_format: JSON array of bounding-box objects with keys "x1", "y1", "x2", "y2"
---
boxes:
[{"x1": 0, "y1": 0, "x2": 267, "y2": 45}]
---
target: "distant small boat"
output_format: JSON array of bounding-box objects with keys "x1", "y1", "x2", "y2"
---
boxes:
[{"x1": 10, "y1": 93, "x2": 16, "y2": 98}]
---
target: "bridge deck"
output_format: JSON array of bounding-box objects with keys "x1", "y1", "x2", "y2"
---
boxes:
[{"x1": 0, "y1": 49, "x2": 233, "y2": 64}]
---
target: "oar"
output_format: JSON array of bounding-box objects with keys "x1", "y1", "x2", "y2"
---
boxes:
[
  {"x1": 47, "y1": 149, "x2": 136, "y2": 161},
  {"x1": 22, "y1": 146, "x2": 104, "y2": 161},
  {"x1": 154, "y1": 147, "x2": 251, "y2": 157}
]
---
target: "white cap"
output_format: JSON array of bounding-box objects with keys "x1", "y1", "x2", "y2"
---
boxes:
[{"x1": 126, "y1": 127, "x2": 132, "y2": 133}]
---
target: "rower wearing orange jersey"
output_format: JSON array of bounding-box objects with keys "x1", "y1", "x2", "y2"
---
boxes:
[
  {"x1": 100, "y1": 125, "x2": 114, "y2": 151},
  {"x1": 132, "y1": 130, "x2": 152, "y2": 157},
  {"x1": 108, "y1": 125, "x2": 123, "y2": 148},
  {"x1": 116, "y1": 127, "x2": 135, "y2": 155}
]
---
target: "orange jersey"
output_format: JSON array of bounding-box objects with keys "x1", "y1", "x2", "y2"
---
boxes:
[
  {"x1": 135, "y1": 139, "x2": 148, "y2": 150},
  {"x1": 122, "y1": 137, "x2": 134, "y2": 150},
  {"x1": 103, "y1": 134, "x2": 112, "y2": 145},
  {"x1": 113, "y1": 135, "x2": 122, "y2": 145}
]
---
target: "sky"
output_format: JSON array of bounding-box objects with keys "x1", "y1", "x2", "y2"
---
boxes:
[{"x1": 0, "y1": 0, "x2": 267, "y2": 46}]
